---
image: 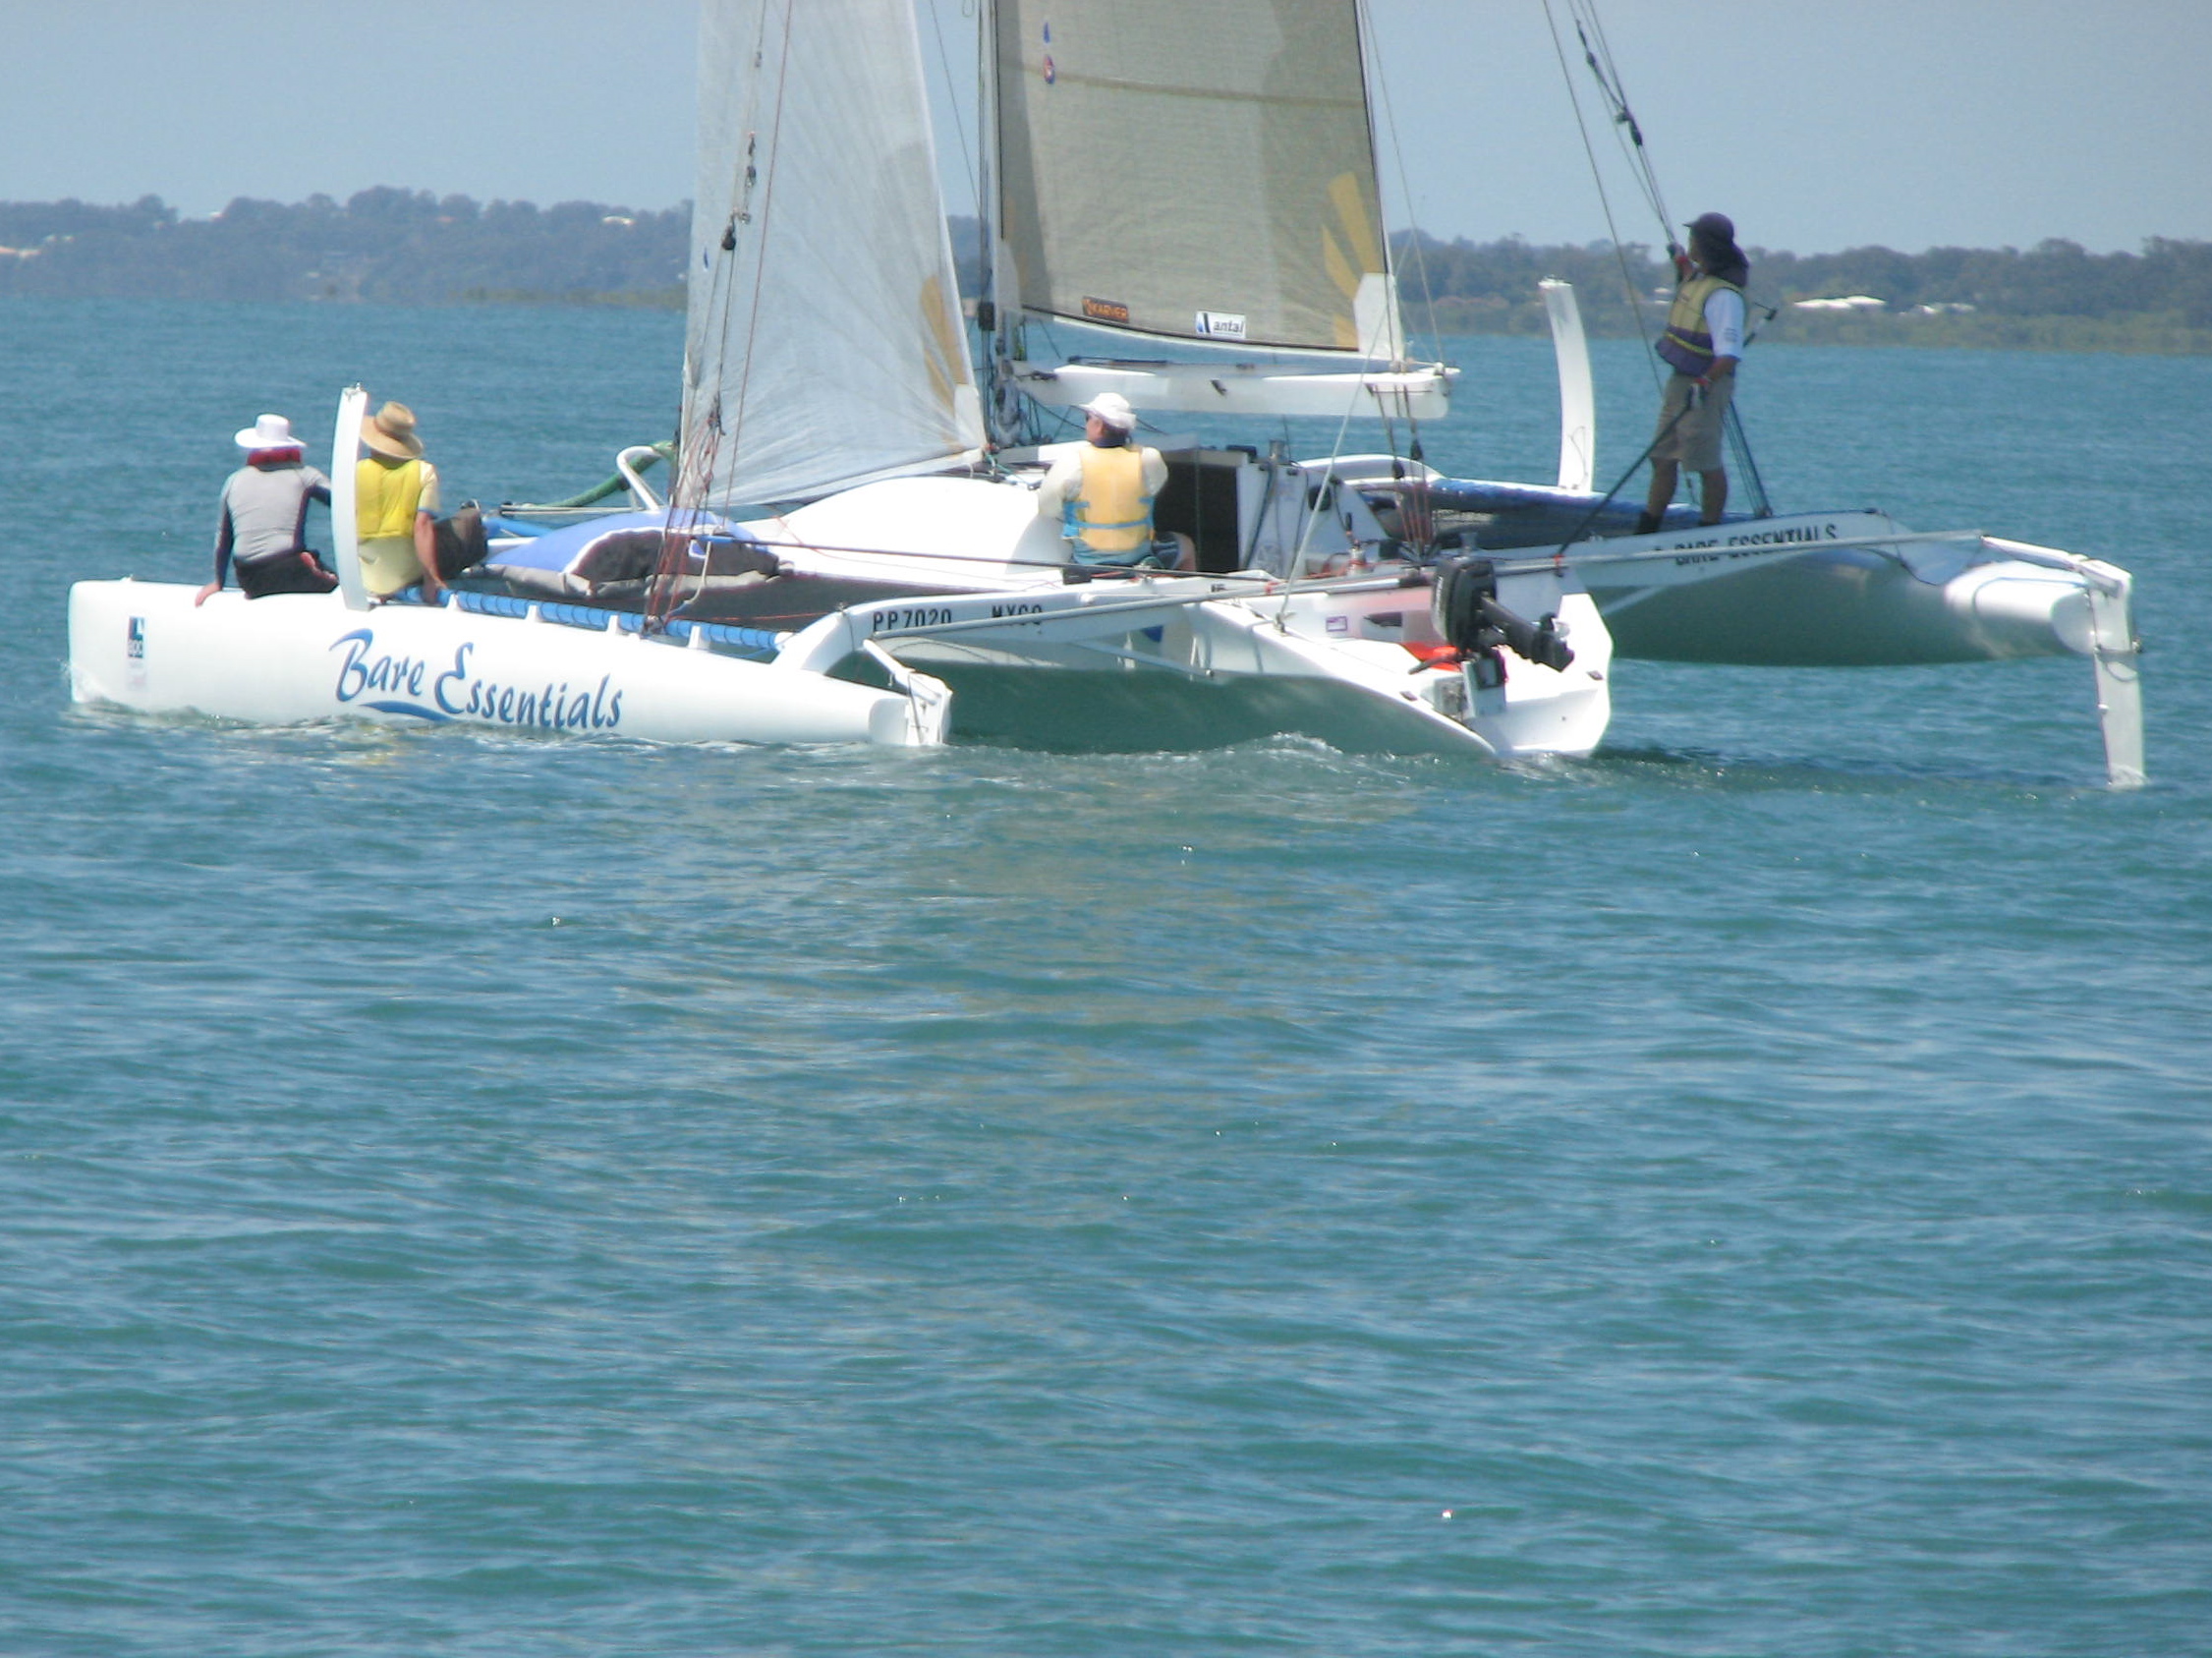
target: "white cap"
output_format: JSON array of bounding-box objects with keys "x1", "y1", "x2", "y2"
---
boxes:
[
  {"x1": 235, "y1": 413, "x2": 302, "y2": 450},
  {"x1": 1080, "y1": 392, "x2": 1136, "y2": 432}
]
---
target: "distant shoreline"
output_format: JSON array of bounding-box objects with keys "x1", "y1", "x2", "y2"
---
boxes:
[
  {"x1": 435, "y1": 288, "x2": 2212, "y2": 358},
  {"x1": 454, "y1": 286, "x2": 685, "y2": 311},
  {"x1": 1407, "y1": 296, "x2": 2212, "y2": 357},
  {"x1": 6, "y1": 192, "x2": 2208, "y2": 357}
]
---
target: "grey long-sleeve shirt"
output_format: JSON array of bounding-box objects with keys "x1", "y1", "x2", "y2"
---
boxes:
[{"x1": 212, "y1": 458, "x2": 332, "y2": 587}]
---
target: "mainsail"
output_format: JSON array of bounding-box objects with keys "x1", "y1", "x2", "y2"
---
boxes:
[
  {"x1": 682, "y1": 0, "x2": 984, "y2": 509},
  {"x1": 992, "y1": 0, "x2": 1405, "y2": 360}
]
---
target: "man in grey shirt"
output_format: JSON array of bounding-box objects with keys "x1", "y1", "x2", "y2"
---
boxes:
[{"x1": 196, "y1": 413, "x2": 338, "y2": 603}]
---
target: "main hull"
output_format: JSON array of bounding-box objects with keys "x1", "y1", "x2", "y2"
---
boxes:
[{"x1": 68, "y1": 581, "x2": 941, "y2": 747}]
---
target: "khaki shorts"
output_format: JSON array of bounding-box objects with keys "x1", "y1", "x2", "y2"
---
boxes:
[{"x1": 1651, "y1": 372, "x2": 1732, "y2": 474}]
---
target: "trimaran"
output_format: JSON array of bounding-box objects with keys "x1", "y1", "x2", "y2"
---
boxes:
[{"x1": 68, "y1": 0, "x2": 2145, "y2": 786}]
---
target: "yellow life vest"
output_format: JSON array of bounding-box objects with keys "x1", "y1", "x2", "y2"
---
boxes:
[
  {"x1": 1065, "y1": 443, "x2": 1153, "y2": 554},
  {"x1": 357, "y1": 457, "x2": 424, "y2": 541},
  {"x1": 1657, "y1": 273, "x2": 1743, "y2": 376}
]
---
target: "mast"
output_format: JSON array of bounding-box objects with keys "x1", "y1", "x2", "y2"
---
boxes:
[{"x1": 977, "y1": 0, "x2": 1024, "y2": 446}]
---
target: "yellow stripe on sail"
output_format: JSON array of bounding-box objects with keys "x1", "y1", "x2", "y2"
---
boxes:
[
  {"x1": 918, "y1": 272, "x2": 962, "y2": 411},
  {"x1": 1322, "y1": 224, "x2": 1362, "y2": 347},
  {"x1": 1327, "y1": 172, "x2": 1384, "y2": 273},
  {"x1": 1322, "y1": 225, "x2": 1360, "y2": 302}
]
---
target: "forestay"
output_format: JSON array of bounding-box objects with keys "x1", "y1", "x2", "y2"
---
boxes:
[
  {"x1": 993, "y1": 0, "x2": 1405, "y2": 361},
  {"x1": 683, "y1": 0, "x2": 984, "y2": 510}
]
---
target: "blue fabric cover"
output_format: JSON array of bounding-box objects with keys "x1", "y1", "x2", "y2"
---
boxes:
[{"x1": 482, "y1": 512, "x2": 674, "y2": 574}]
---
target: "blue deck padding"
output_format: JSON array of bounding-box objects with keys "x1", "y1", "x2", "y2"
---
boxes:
[
  {"x1": 449, "y1": 589, "x2": 784, "y2": 657},
  {"x1": 480, "y1": 514, "x2": 553, "y2": 539},
  {"x1": 1426, "y1": 478, "x2": 1740, "y2": 528},
  {"x1": 1425, "y1": 479, "x2": 1594, "y2": 513}
]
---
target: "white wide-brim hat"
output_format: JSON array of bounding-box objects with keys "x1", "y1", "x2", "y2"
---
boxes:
[
  {"x1": 235, "y1": 413, "x2": 302, "y2": 449},
  {"x1": 1080, "y1": 392, "x2": 1137, "y2": 431}
]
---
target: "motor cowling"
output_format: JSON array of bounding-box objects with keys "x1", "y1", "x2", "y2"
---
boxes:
[{"x1": 1431, "y1": 555, "x2": 1575, "y2": 675}]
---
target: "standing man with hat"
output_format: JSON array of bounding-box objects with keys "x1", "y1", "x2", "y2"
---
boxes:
[
  {"x1": 356, "y1": 399, "x2": 445, "y2": 601},
  {"x1": 195, "y1": 413, "x2": 338, "y2": 604},
  {"x1": 1034, "y1": 392, "x2": 1192, "y2": 570},
  {"x1": 1638, "y1": 211, "x2": 1750, "y2": 533}
]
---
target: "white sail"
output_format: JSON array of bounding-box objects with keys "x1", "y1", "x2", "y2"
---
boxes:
[
  {"x1": 992, "y1": 0, "x2": 1406, "y2": 361},
  {"x1": 683, "y1": 0, "x2": 984, "y2": 509}
]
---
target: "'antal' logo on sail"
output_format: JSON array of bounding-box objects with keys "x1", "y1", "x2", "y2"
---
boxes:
[{"x1": 1082, "y1": 296, "x2": 1131, "y2": 325}]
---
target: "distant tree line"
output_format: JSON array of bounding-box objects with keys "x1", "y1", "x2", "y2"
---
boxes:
[
  {"x1": 0, "y1": 189, "x2": 686, "y2": 305},
  {"x1": 4, "y1": 192, "x2": 2208, "y2": 352},
  {"x1": 1395, "y1": 232, "x2": 2212, "y2": 351}
]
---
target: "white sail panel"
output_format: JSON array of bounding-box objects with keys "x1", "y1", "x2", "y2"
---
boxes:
[
  {"x1": 684, "y1": 0, "x2": 982, "y2": 510},
  {"x1": 993, "y1": 0, "x2": 1403, "y2": 359}
]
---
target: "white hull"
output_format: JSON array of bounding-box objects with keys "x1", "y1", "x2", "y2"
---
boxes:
[
  {"x1": 1566, "y1": 510, "x2": 2123, "y2": 666},
  {"x1": 1401, "y1": 480, "x2": 2144, "y2": 785},
  {"x1": 68, "y1": 580, "x2": 944, "y2": 748},
  {"x1": 741, "y1": 474, "x2": 1612, "y2": 758},
  {"x1": 1556, "y1": 510, "x2": 2143, "y2": 786},
  {"x1": 80, "y1": 436, "x2": 2136, "y2": 781},
  {"x1": 69, "y1": 462, "x2": 1614, "y2": 763},
  {"x1": 73, "y1": 457, "x2": 2135, "y2": 782},
  {"x1": 782, "y1": 571, "x2": 1612, "y2": 759}
]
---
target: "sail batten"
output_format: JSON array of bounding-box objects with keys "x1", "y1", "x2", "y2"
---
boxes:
[
  {"x1": 1032, "y1": 73, "x2": 1366, "y2": 114},
  {"x1": 683, "y1": 0, "x2": 982, "y2": 511},
  {"x1": 993, "y1": 0, "x2": 1406, "y2": 362}
]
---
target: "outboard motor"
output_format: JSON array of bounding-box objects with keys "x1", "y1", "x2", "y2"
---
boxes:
[{"x1": 1430, "y1": 555, "x2": 1575, "y2": 688}]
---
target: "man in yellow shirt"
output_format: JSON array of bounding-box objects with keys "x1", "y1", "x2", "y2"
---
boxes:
[{"x1": 356, "y1": 400, "x2": 445, "y2": 601}]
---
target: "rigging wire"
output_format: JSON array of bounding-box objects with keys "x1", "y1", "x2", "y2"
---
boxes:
[
  {"x1": 1724, "y1": 409, "x2": 1773, "y2": 518},
  {"x1": 1357, "y1": 0, "x2": 1444, "y2": 366},
  {"x1": 920, "y1": 0, "x2": 982, "y2": 223},
  {"x1": 1543, "y1": 0, "x2": 1774, "y2": 519},
  {"x1": 1539, "y1": 0, "x2": 1664, "y2": 395},
  {"x1": 1573, "y1": 2, "x2": 1782, "y2": 336},
  {"x1": 652, "y1": 0, "x2": 797, "y2": 629},
  {"x1": 1589, "y1": 0, "x2": 1777, "y2": 516},
  {"x1": 1276, "y1": 361, "x2": 1400, "y2": 607},
  {"x1": 1354, "y1": 0, "x2": 1439, "y2": 530},
  {"x1": 1569, "y1": 2, "x2": 1674, "y2": 243}
]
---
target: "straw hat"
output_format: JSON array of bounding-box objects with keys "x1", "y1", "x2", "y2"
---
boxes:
[
  {"x1": 234, "y1": 413, "x2": 302, "y2": 450},
  {"x1": 362, "y1": 401, "x2": 425, "y2": 459}
]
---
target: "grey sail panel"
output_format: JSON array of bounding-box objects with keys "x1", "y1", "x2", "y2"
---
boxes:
[{"x1": 993, "y1": 0, "x2": 1401, "y2": 358}]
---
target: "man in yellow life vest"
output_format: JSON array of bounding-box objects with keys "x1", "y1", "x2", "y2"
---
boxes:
[
  {"x1": 356, "y1": 400, "x2": 445, "y2": 601},
  {"x1": 1638, "y1": 211, "x2": 1749, "y2": 533},
  {"x1": 1034, "y1": 392, "x2": 1193, "y2": 570}
]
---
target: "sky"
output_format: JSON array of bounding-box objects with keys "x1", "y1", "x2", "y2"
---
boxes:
[{"x1": 3, "y1": 0, "x2": 2208, "y2": 257}]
